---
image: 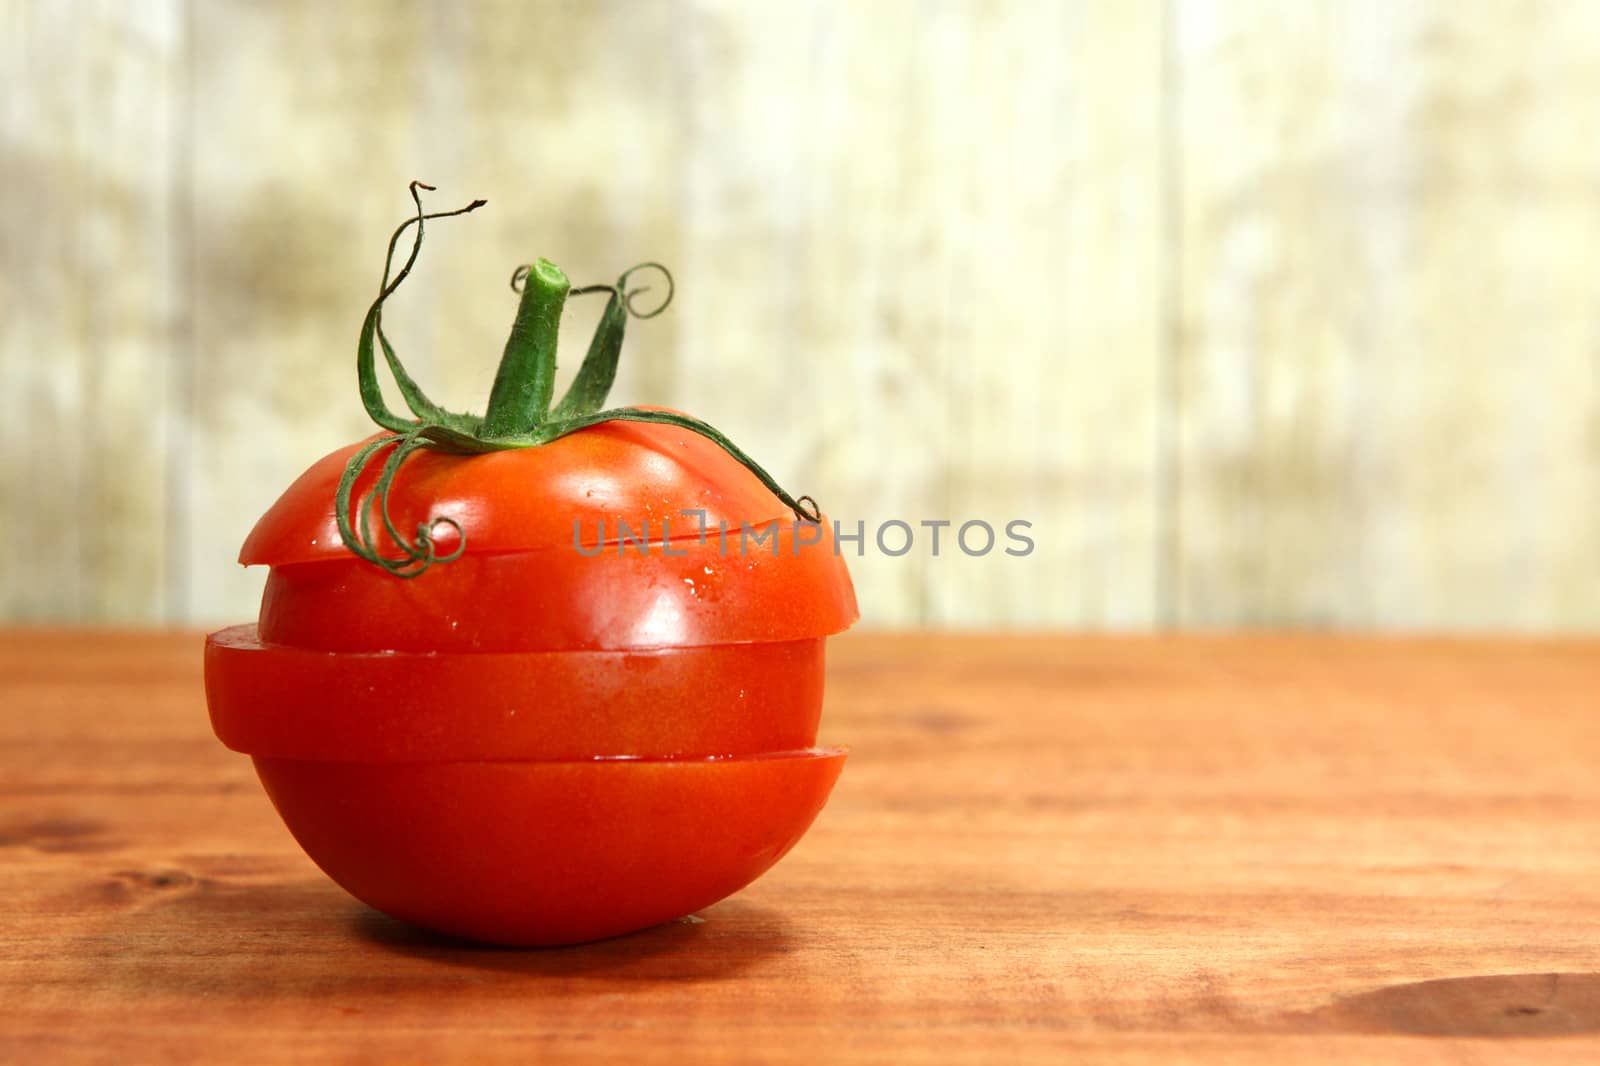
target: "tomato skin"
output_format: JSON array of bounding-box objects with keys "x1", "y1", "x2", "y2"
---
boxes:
[
  {"x1": 254, "y1": 749, "x2": 846, "y2": 946},
  {"x1": 207, "y1": 625, "x2": 823, "y2": 761},
  {"x1": 258, "y1": 524, "x2": 856, "y2": 653},
  {"x1": 241, "y1": 417, "x2": 799, "y2": 566}
]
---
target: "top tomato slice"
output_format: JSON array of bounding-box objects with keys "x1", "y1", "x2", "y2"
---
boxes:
[
  {"x1": 241, "y1": 417, "x2": 803, "y2": 565},
  {"x1": 241, "y1": 416, "x2": 857, "y2": 651}
]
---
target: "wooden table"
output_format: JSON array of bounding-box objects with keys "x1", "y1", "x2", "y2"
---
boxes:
[{"x1": 5, "y1": 631, "x2": 1600, "y2": 1063}]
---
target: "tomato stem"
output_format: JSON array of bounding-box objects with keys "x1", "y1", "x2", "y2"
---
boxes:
[
  {"x1": 481, "y1": 258, "x2": 569, "y2": 437},
  {"x1": 357, "y1": 182, "x2": 486, "y2": 435},
  {"x1": 338, "y1": 185, "x2": 821, "y2": 576},
  {"x1": 551, "y1": 263, "x2": 674, "y2": 421}
]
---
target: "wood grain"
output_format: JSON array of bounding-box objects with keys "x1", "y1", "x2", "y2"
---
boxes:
[{"x1": 6, "y1": 629, "x2": 1600, "y2": 1062}]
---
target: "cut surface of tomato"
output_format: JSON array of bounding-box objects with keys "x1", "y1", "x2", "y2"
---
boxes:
[
  {"x1": 207, "y1": 625, "x2": 823, "y2": 761},
  {"x1": 254, "y1": 748, "x2": 846, "y2": 946}
]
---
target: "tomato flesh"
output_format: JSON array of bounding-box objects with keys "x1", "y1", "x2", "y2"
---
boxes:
[
  {"x1": 254, "y1": 748, "x2": 846, "y2": 946},
  {"x1": 207, "y1": 625, "x2": 823, "y2": 761}
]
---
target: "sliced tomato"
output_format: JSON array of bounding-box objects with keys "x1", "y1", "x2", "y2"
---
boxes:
[
  {"x1": 257, "y1": 521, "x2": 857, "y2": 652},
  {"x1": 254, "y1": 748, "x2": 846, "y2": 946},
  {"x1": 206, "y1": 625, "x2": 823, "y2": 761}
]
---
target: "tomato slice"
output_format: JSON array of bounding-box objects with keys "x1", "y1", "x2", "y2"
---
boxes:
[
  {"x1": 206, "y1": 625, "x2": 823, "y2": 761},
  {"x1": 257, "y1": 521, "x2": 857, "y2": 652},
  {"x1": 254, "y1": 748, "x2": 847, "y2": 946}
]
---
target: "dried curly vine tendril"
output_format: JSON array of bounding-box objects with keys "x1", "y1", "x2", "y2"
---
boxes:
[{"x1": 337, "y1": 183, "x2": 821, "y2": 576}]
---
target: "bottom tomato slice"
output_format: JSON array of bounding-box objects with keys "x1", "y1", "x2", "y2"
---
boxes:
[
  {"x1": 255, "y1": 748, "x2": 847, "y2": 946},
  {"x1": 206, "y1": 625, "x2": 824, "y2": 760}
]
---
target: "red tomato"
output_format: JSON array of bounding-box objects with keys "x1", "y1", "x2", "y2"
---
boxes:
[{"x1": 218, "y1": 424, "x2": 853, "y2": 944}]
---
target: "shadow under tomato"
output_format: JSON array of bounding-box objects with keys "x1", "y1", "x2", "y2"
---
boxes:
[
  {"x1": 347, "y1": 896, "x2": 794, "y2": 980},
  {"x1": 69, "y1": 862, "x2": 793, "y2": 1002}
]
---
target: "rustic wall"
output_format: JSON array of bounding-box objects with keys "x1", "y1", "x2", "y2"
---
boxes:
[{"x1": 4, "y1": 1, "x2": 1597, "y2": 631}]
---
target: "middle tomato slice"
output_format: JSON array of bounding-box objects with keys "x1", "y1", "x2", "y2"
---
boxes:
[{"x1": 205, "y1": 625, "x2": 824, "y2": 762}]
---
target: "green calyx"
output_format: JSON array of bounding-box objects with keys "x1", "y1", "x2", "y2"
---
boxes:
[{"x1": 336, "y1": 182, "x2": 819, "y2": 577}]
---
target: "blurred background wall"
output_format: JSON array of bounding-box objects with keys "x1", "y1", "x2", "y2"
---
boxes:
[{"x1": 3, "y1": 0, "x2": 1597, "y2": 632}]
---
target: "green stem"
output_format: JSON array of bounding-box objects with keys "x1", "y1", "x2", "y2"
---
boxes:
[
  {"x1": 334, "y1": 429, "x2": 466, "y2": 578},
  {"x1": 550, "y1": 287, "x2": 626, "y2": 420},
  {"x1": 551, "y1": 263, "x2": 673, "y2": 420},
  {"x1": 338, "y1": 187, "x2": 823, "y2": 578},
  {"x1": 482, "y1": 258, "x2": 569, "y2": 437},
  {"x1": 356, "y1": 184, "x2": 486, "y2": 433}
]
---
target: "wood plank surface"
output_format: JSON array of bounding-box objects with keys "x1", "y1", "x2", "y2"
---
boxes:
[{"x1": 5, "y1": 629, "x2": 1600, "y2": 1062}]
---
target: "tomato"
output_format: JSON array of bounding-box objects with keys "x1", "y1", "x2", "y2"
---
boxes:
[
  {"x1": 207, "y1": 624, "x2": 824, "y2": 761},
  {"x1": 203, "y1": 186, "x2": 853, "y2": 945},
  {"x1": 255, "y1": 749, "x2": 846, "y2": 947}
]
